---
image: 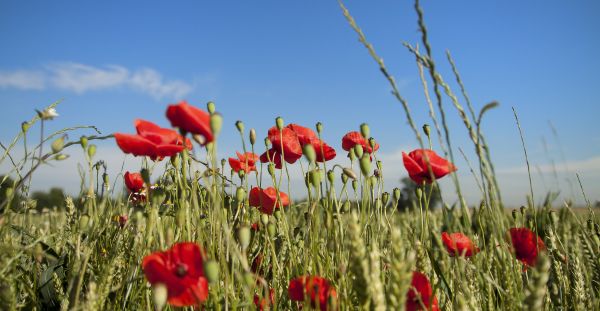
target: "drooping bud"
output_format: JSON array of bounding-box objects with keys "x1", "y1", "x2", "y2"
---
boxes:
[
  {"x1": 359, "y1": 153, "x2": 371, "y2": 176},
  {"x1": 275, "y1": 116, "x2": 284, "y2": 130},
  {"x1": 249, "y1": 128, "x2": 256, "y2": 145},
  {"x1": 341, "y1": 172, "x2": 348, "y2": 184},
  {"x1": 342, "y1": 167, "x2": 357, "y2": 180},
  {"x1": 238, "y1": 225, "x2": 251, "y2": 250},
  {"x1": 207, "y1": 101, "x2": 216, "y2": 114},
  {"x1": 352, "y1": 180, "x2": 358, "y2": 192},
  {"x1": 210, "y1": 113, "x2": 223, "y2": 137},
  {"x1": 21, "y1": 121, "x2": 31, "y2": 133},
  {"x1": 152, "y1": 283, "x2": 168, "y2": 311},
  {"x1": 327, "y1": 170, "x2": 335, "y2": 185},
  {"x1": 316, "y1": 122, "x2": 323, "y2": 134},
  {"x1": 267, "y1": 163, "x2": 275, "y2": 176},
  {"x1": 360, "y1": 123, "x2": 370, "y2": 138},
  {"x1": 236, "y1": 187, "x2": 246, "y2": 203},
  {"x1": 87, "y1": 144, "x2": 97, "y2": 158},
  {"x1": 353, "y1": 144, "x2": 364, "y2": 159},
  {"x1": 51, "y1": 136, "x2": 64, "y2": 154},
  {"x1": 423, "y1": 124, "x2": 431, "y2": 137},
  {"x1": 235, "y1": 120, "x2": 245, "y2": 133},
  {"x1": 342, "y1": 201, "x2": 351, "y2": 213},
  {"x1": 303, "y1": 144, "x2": 316, "y2": 164},
  {"x1": 204, "y1": 260, "x2": 219, "y2": 284}
]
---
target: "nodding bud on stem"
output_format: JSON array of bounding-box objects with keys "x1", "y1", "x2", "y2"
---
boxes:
[
  {"x1": 21, "y1": 121, "x2": 30, "y2": 133},
  {"x1": 204, "y1": 260, "x2": 219, "y2": 284},
  {"x1": 423, "y1": 124, "x2": 431, "y2": 137},
  {"x1": 415, "y1": 187, "x2": 422, "y2": 200},
  {"x1": 207, "y1": 101, "x2": 216, "y2": 114},
  {"x1": 87, "y1": 144, "x2": 97, "y2": 158},
  {"x1": 152, "y1": 283, "x2": 168, "y2": 311},
  {"x1": 360, "y1": 123, "x2": 370, "y2": 138},
  {"x1": 249, "y1": 128, "x2": 256, "y2": 145},
  {"x1": 353, "y1": 144, "x2": 364, "y2": 158},
  {"x1": 275, "y1": 117, "x2": 284, "y2": 130},
  {"x1": 359, "y1": 153, "x2": 371, "y2": 176},
  {"x1": 327, "y1": 170, "x2": 335, "y2": 185},
  {"x1": 51, "y1": 136, "x2": 64, "y2": 154},
  {"x1": 342, "y1": 167, "x2": 357, "y2": 180},
  {"x1": 267, "y1": 163, "x2": 275, "y2": 177},
  {"x1": 235, "y1": 120, "x2": 244, "y2": 133},
  {"x1": 303, "y1": 144, "x2": 316, "y2": 164},
  {"x1": 210, "y1": 113, "x2": 223, "y2": 137},
  {"x1": 316, "y1": 122, "x2": 323, "y2": 134},
  {"x1": 238, "y1": 225, "x2": 251, "y2": 250},
  {"x1": 341, "y1": 172, "x2": 348, "y2": 184}
]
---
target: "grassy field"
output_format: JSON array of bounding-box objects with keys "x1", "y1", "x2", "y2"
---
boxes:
[{"x1": 1, "y1": 1, "x2": 599, "y2": 310}]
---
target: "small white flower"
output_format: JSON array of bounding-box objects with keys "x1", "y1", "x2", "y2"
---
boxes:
[{"x1": 39, "y1": 107, "x2": 59, "y2": 120}]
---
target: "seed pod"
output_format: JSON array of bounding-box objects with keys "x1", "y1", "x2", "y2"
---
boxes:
[
  {"x1": 87, "y1": 144, "x2": 97, "y2": 158},
  {"x1": 342, "y1": 167, "x2": 357, "y2": 180},
  {"x1": 204, "y1": 260, "x2": 219, "y2": 284},
  {"x1": 152, "y1": 283, "x2": 168, "y2": 311},
  {"x1": 210, "y1": 113, "x2": 223, "y2": 137},
  {"x1": 221, "y1": 158, "x2": 226, "y2": 168},
  {"x1": 207, "y1": 101, "x2": 216, "y2": 114},
  {"x1": 235, "y1": 120, "x2": 245, "y2": 133},
  {"x1": 249, "y1": 128, "x2": 256, "y2": 145},
  {"x1": 238, "y1": 170, "x2": 245, "y2": 180},
  {"x1": 360, "y1": 123, "x2": 370, "y2": 138},
  {"x1": 303, "y1": 144, "x2": 316, "y2": 164},
  {"x1": 275, "y1": 117, "x2": 284, "y2": 130},
  {"x1": 353, "y1": 144, "x2": 364, "y2": 158},
  {"x1": 359, "y1": 154, "x2": 371, "y2": 176},
  {"x1": 238, "y1": 225, "x2": 251, "y2": 250}
]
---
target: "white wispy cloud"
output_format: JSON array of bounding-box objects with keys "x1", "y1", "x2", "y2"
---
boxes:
[{"x1": 0, "y1": 62, "x2": 194, "y2": 99}]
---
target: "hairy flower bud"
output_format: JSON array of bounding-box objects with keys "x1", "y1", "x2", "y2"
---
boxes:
[
  {"x1": 238, "y1": 225, "x2": 251, "y2": 250},
  {"x1": 316, "y1": 122, "x2": 323, "y2": 134},
  {"x1": 359, "y1": 154, "x2": 371, "y2": 177},
  {"x1": 275, "y1": 116, "x2": 284, "y2": 130},
  {"x1": 207, "y1": 101, "x2": 216, "y2": 114},
  {"x1": 87, "y1": 144, "x2": 97, "y2": 158},
  {"x1": 235, "y1": 120, "x2": 245, "y2": 133},
  {"x1": 204, "y1": 260, "x2": 219, "y2": 284},
  {"x1": 360, "y1": 123, "x2": 370, "y2": 138},
  {"x1": 249, "y1": 128, "x2": 256, "y2": 145},
  {"x1": 51, "y1": 136, "x2": 64, "y2": 154},
  {"x1": 152, "y1": 283, "x2": 168, "y2": 311},
  {"x1": 210, "y1": 113, "x2": 223, "y2": 137},
  {"x1": 303, "y1": 144, "x2": 316, "y2": 164}
]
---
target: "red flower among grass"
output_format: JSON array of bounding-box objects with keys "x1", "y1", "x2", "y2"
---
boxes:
[
  {"x1": 288, "y1": 275, "x2": 337, "y2": 311},
  {"x1": 441, "y1": 232, "x2": 479, "y2": 257},
  {"x1": 166, "y1": 100, "x2": 213, "y2": 145},
  {"x1": 114, "y1": 119, "x2": 189, "y2": 161},
  {"x1": 509, "y1": 227, "x2": 546, "y2": 267},
  {"x1": 287, "y1": 124, "x2": 336, "y2": 162},
  {"x1": 260, "y1": 127, "x2": 303, "y2": 168},
  {"x1": 342, "y1": 131, "x2": 379, "y2": 154},
  {"x1": 142, "y1": 242, "x2": 209, "y2": 307},
  {"x1": 124, "y1": 171, "x2": 144, "y2": 193},
  {"x1": 254, "y1": 288, "x2": 275, "y2": 311},
  {"x1": 248, "y1": 186, "x2": 290, "y2": 215},
  {"x1": 229, "y1": 152, "x2": 259, "y2": 173},
  {"x1": 406, "y1": 272, "x2": 439, "y2": 311},
  {"x1": 402, "y1": 149, "x2": 456, "y2": 184}
]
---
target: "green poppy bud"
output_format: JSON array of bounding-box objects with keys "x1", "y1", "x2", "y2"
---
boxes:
[
  {"x1": 423, "y1": 124, "x2": 431, "y2": 137},
  {"x1": 353, "y1": 144, "x2": 364, "y2": 158},
  {"x1": 141, "y1": 168, "x2": 151, "y2": 184},
  {"x1": 327, "y1": 170, "x2": 335, "y2": 185},
  {"x1": 21, "y1": 121, "x2": 30, "y2": 133},
  {"x1": 369, "y1": 176, "x2": 377, "y2": 187},
  {"x1": 210, "y1": 113, "x2": 223, "y2": 137},
  {"x1": 236, "y1": 187, "x2": 246, "y2": 203},
  {"x1": 341, "y1": 172, "x2": 348, "y2": 184},
  {"x1": 249, "y1": 128, "x2": 256, "y2": 145},
  {"x1": 360, "y1": 123, "x2": 370, "y2": 139},
  {"x1": 79, "y1": 215, "x2": 90, "y2": 231},
  {"x1": 267, "y1": 222, "x2": 277, "y2": 237},
  {"x1": 348, "y1": 148, "x2": 356, "y2": 161},
  {"x1": 54, "y1": 154, "x2": 69, "y2": 161},
  {"x1": 382, "y1": 192, "x2": 390, "y2": 206},
  {"x1": 267, "y1": 163, "x2": 275, "y2": 177},
  {"x1": 204, "y1": 260, "x2": 219, "y2": 284},
  {"x1": 342, "y1": 201, "x2": 351, "y2": 213},
  {"x1": 275, "y1": 116, "x2": 284, "y2": 130},
  {"x1": 261, "y1": 214, "x2": 269, "y2": 226},
  {"x1": 87, "y1": 144, "x2": 97, "y2": 158},
  {"x1": 352, "y1": 180, "x2": 358, "y2": 192},
  {"x1": 207, "y1": 101, "x2": 216, "y2": 114},
  {"x1": 238, "y1": 225, "x2": 251, "y2": 250},
  {"x1": 316, "y1": 122, "x2": 323, "y2": 134},
  {"x1": 303, "y1": 144, "x2": 316, "y2": 164},
  {"x1": 359, "y1": 154, "x2": 371, "y2": 176},
  {"x1": 51, "y1": 136, "x2": 64, "y2": 154},
  {"x1": 393, "y1": 187, "x2": 401, "y2": 201},
  {"x1": 376, "y1": 160, "x2": 383, "y2": 171},
  {"x1": 368, "y1": 137, "x2": 377, "y2": 150},
  {"x1": 309, "y1": 169, "x2": 322, "y2": 188},
  {"x1": 80, "y1": 136, "x2": 88, "y2": 149},
  {"x1": 235, "y1": 120, "x2": 245, "y2": 133},
  {"x1": 152, "y1": 283, "x2": 168, "y2": 311},
  {"x1": 103, "y1": 173, "x2": 109, "y2": 186},
  {"x1": 342, "y1": 167, "x2": 357, "y2": 180},
  {"x1": 415, "y1": 187, "x2": 422, "y2": 200}
]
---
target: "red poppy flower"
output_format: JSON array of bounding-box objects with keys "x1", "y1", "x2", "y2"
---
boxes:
[
  {"x1": 342, "y1": 131, "x2": 379, "y2": 154},
  {"x1": 142, "y1": 242, "x2": 209, "y2": 307},
  {"x1": 288, "y1": 276, "x2": 337, "y2": 311},
  {"x1": 287, "y1": 123, "x2": 318, "y2": 145},
  {"x1": 260, "y1": 127, "x2": 303, "y2": 167},
  {"x1": 259, "y1": 148, "x2": 284, "y2": 169},
  {"x1": 115, "y1": 120, "x2": 189, "y2": 161},
  {"x1": 509, "y1": 227, "x2": 546, "y2": 267},
  {"x1": 254, "y1": 288, "x2": 276, "y2": 311},
  {"x1": 124, "y1": 171, "x2": 145, "y2": 193},
  {"x1": 402, "y1": 149, "x2": 456, "y2": 184},
  {"x1": 441, "y1": 232, "x2": 479, "y2": 257},
  {"x1": 229, "y1": 152, "x2": 259, "y2": 173},
  {"x1": 406, "y1": 272, "x2": 439, "y2": 311},
  {"x1": 309, "y1": 138, "x2": 336, "y2": 162},
  {"x1": 258, "y1": 187, "x2": 290, "y2": 215},
  {"x1": 166, "y1": 100, "x2": 213, "y2": 145},
  {"x1": 287, "y1": 124, "x2": 336, "y2": 162}
]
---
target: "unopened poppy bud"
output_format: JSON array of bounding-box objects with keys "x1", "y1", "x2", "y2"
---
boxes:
[
  {"x1": 342, "y1": 201, "x2": 351, "y2": 213},
  {"x1": 238, "y1": 225, "x2": 251, "y2": 250},
  {"x1": 316, "y1": 122, "x2": 323, "y2": 134},
  {"x1": 141, "y1": 168, "x2": 151, "y2": 184},
  {"x1": 207, "y1": 101, "x2": 216, "y2": 114},
  {"x1": 348, "y1": 148, "x2": 356, "y2": 161},
  {"x1": 511, "y1": 209, "x2": 518, "y2": 221},
  {"x1": 235, "y1": 120, "x2": 245, "y2": 133},
  {"x1": 275, "y1": 117, "x2": 284, "y2": 130},
  {"x1": 359, "y1": 154, "x2": 371, "y2": 176},
  {"x1": 152, "y1": 283, "x2": 168, "y2": 311},
  {"x1": 342, "y1": 167, "x2": 357, "y2": 180},
  {"x1": 191, "y1": 134, "x2": 206, "y2": 145},
  {"x1": 79, "y1": 136, "x2": 88, "y2": 149},
  {"x1": 309, "y1": 169, "x2": 322, "y2": 188},
  {"x1": 303, "y1": 144, "x2": 316, "y2": 163},
  {"x1": 261, "y1": 214, "x2": 269, "y2": 226},
  {"x1": 220, "y1": 158, "x2": 226, "y2": 168},
  {"x1": 79, "y1": 215, "x2": 90, "y2": 231},
  {"x1": 4, "y1": 187, "x2": 13, "y2": 198},
  {"x1": 423, "y1": 124, "x2": 431, "y2": 137},
  {"x1": 267, "y1": 163, "x2": 275, "y2": 176},
  {"x1": 327, "y1": 170, "x2": 335, "y2": 185},
  {"x1": 54, "y1": 154, "x2": 69, "y2": 161},
  {"x1": 236, "y1": 187, "x2": 246, "y2": 203},
  {"x1": 51, "y1": 136, "x2": 64, "y2": 153},
  {"x1": 415, "y1": 187, "x2": 422, "y2": 200},
  {"x1": 264, "y1": 137, "x2": 271, "y2": 148},
  {"x1": 249, "y1": 128, "x2": 256, "y2": 145},
  {"x1": 382, "y1": 192, "x2": 390, "y2": 206},
  {"x1": 238, "y1": 169, "x2": 245, "y2": 180},
  {"x1": 341, "y1": 172, "x2": 348, "y2": 184},
  {"x1": 21, "y1": 121, "x2": 30, "y2": 133},
  {"x1": 210, "y1": 113, "x2": 223, "y2": 137},
  {"x1": 102, "y1": 173, "x2": 109, "y2": 186},
  {"x1": 360, "y1": 123, "x2": 370, "y2": 138},
  {"x1": 353, "y1": 144, "x2": 364, "y2": 158},
  {"x1": 267, "y1": 222, "x2": 276, "y2": 237},
  {"x1": 369, "y1": 176, "x2": 377, "y2": 187},
  {"x1": 204, "y1": 260, "x2": 219, "y2": 284},
  {"x1": 352, "y1": 180, "x2": 358, "y2": 192},
  {"x1": 393, "y1": 187, "x2": 401, "y2": 201},
  {"x1": 87, "y1": 144, "x2": 97, "y2": 158},
  {"x1": 368, "y1": 137, "x2": 377, "y2": 150},
  {"x1": 170, "y1": 155, "x2": 180, "y2": 167}
]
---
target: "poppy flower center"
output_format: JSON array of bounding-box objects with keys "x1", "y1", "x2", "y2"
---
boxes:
[{"x1": 175, "y1": 263, "x2": 188, "y2": 277}]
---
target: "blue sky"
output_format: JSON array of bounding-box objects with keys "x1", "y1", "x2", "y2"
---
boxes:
[{"x1": 1, "y1": 1, "x2": 599, "y2": 206}]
